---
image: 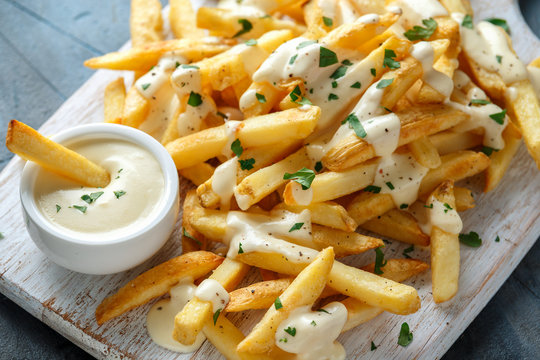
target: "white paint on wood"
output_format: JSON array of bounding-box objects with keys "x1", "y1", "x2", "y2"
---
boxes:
[{"x1": 0, "y1": 1, "x2": 539, "y2": 359}]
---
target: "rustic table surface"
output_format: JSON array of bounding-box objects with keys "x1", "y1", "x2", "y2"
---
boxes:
[{"x1": 0, "y1": 1, "x2": 538, "y2": 359}]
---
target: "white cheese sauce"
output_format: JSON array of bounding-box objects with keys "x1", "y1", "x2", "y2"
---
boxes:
[
  {"x1": 290, "y1": 181, "x2": 314, "y2": 206},
  {"x1": 428, "y1": 198, "x2": 463, "y2": 234},
  {"x1": 146, "y1": 279, "x2": 206, "y2": 353},
  {"x1": 225, "y1": 210, "x2": 318, "y2": 261},
  {"x1": 275, "y1": 302, "x2": 348, "y2": 360},
  {"x1": 34, "y1": 139, "x2": 164, "y2": 240},
  {"x1": 373, "y1": 153, "x2": 429, "y2": 208},
  {"x1": 194, "y1": 278, "x2": 230, "y2": 312},
  {"x1": 318, "y1": 0, "x2": 337, "y2": 20},
  {"x1": 411, "y1": 42, "x2": 454, "y2": 98},
  {"x1": 336, "y1": 0, "x2": 360, "y2": 25},
  {"x1": 222, "y1": 120, "x2": 244, "y2": 158},
  {"x1": 212, "y1": 157, "x2": 238, "y2": 210},
  {"x1": 452, "y1": 13, "x2": 527, "y2": 85},
  {"x1": 363, "y1": 113, "x2": 401, "y2": 157},
  {"x1": 135, "y1": 53, "x2": 186, "y2": 98}
]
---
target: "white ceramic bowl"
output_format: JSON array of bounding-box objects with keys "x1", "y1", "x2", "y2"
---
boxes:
[{"x1": 20, "y1": 123, "x2": 179, "y2": 274}]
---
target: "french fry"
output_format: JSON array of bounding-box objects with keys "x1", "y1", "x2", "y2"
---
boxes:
[
  {"x1": 181, "y1": 191, "x2": 208, "y2": 252},
  {"x1": 6, "y1": 120, "x2": 110, "y2": 188},
  {"x1": 104, "y1": 78, "x2": 126, "y2": 124},
  {"x1": 429, "y1": 130, "x2": 483, "y2": 155},
  {"x1": 169, "y1": 0, "x2": 205, "y2": 39},
  {"x1": 236, "y1": 252, "x2": 421, "y2": 315},
  {"x1": 179, "y1": 162, "x2": 215, "y2": 186},
  {"x1": 122, "y1": 86, "x2": 150, "y2": 128},
  {"x1": 504, "y1": 80, "x2": 540, "y2": 169},
  {"x1": 312, "y1": 225, "x2": 384, "y2": 257},
  {"x1": 361, "y1": 209, "x2": 431, "y2": 246},
  {"x1": 166, "y1": 106, "x2": 319, "y2": 170},
  {"x1": 226, "y1": 278, "x2": 294, "y2": 312},
  {"x1": 428, "y1": 180, "x2": 460, "y2": 303},
  {"x1": 95, "y1": 251, "x2": 223, "y2": 324},
  {"x1": 347, "y1": 151, "x2": 490, "y2": 224},
  {"x1": 84, "y1": 39, "x2": 230, "y2": 71},
  {"x1": 408, "y1": 136, "x2": 442, "y2": 169},
  {"x1": 173, "y1": 259, "x2": 250, "y2": 345},
  {"x1": 197, "y1": 7, "x2": 305, "y2": 39},
  {"x1": 272, "y1": 201, "x2": 358, "y2": 232},
  {"x1": 130, "y1": 0, "x2": 163, "y2": 47},
  {"x1": 323, "y1": 104, "x2": 469, "y2": 171},
  {"x1": 484, "y1": 121, "x2": 522, "y2": 192},
  {"x1": 237, "y1": 247, "x2": 335, "y2": 353},
  {"x1": 439, "y1": 0, "x2": 474, "y2": 15}
]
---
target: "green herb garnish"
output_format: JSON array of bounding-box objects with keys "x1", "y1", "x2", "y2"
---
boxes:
[
  {"x1": 187, "y1": 91, "x2": 203, "y2": 107},
  {"x1": 365, "y1": 185, "x2": 381, "y2": 193},
  {"x1": 403, "y1": 245, "x2": 414, "y2": 259},
  {"x1": 404, "y1": 18, "x2": 438, "y2": 40},
  {"x1": 141, "y1": 83, "x2": 151, "y2": 91},
  {"x1": 274, "y1": 297, "x2": 283, "y2": 310},
  {"x1": 114, "y1": 190, "x2": 126, "y2": 199},
  {"x1": 289, "y1": 54, "x2": 298, "y2": 65},
  {"x1": 400, "y1": 203, "x2": 408, "y2": 209},
  {"x1": 317, "y1": 308, "x2": 329, "y2": 314},
  {"x1": 239, "y1": 158, "x2": 256, "y2": 170},
  {"x1": 371, "y1": 341, "x2": 378, "y2": 351},
  {"x1": 256, "y1": 93, "x2": 267, "y2": 103},
  {"x1": 231, "y1": 138, "x2": 243, "y2": 157},
  {"x1": 376, "y1": 78, "x2": 394, "y2": 89},
  {"x1": 462, "y1": 14, "x2": 474, "y2": 29},
  {"x1": 383, "y1": 49, "x2": 400, "y2": 69},
  {"x1": 73, "y1": 205, "x2": 87, "y2": 213},
  {"x1": 342, "y1": 113, "x2": 367, "y2": 138},
  {"x1": 181, "y1": 64, "x2": 200, "y2": 69},
  {"x1": 351, "y1": 81, "x2": 361, "y2": 88},
  {"x1": 245, "y1": 39, "x2": 257, "y2": 46},
  {"x1": 485, "y1": 18, "x2": 510, "y2": 34},
  {"x1": 330, "y1": 65, "x2": 348, "y2": 79},
  {"x1": 315, "y1": 161, "x2": 323, "y2": 172},
  {"x1": 234, "y1": 19, "x2": 253, "y2": 37},
  {"x1": 489, "y1": 109, "x2": 506, "y2": 125},
  {"x1": 328, "y1": 93, "x2": 339, "y2": 101},
  {"x1": 459, "y1": 231, "x2": 482, "y2": 247},
  {"x1": 81, "y1": 191, "x2": 104, "y2": 204},
  {"x1": 283, "y1": 168, "x2": 316, "y2": 190},
  {"x1": 469, "y1": 99, "x2": 491, "y2": 105},
  {"x1": 56, "y1": 204, "x2": 61, "y2": 213},
  {"x1": 322, "y1": 16, "x2": 333, "y2": 27},
  {"x1": 319, "y1": 47, "x2": 338, "y2": 67},
  {"x1": 238, "y1": 242, "x2": 244, "y2": 254},
  {"x1": 296, "y1": 40, "x2": 317, "y2": 49},
  {"x1": 398, "y1": 322, "x2": 413, "y2": 347},
  {"x1": 495, "y1": 235, "x2": 500, "y2": 242},
  {"x1": 213, "y1": 309, "x2": 221, "y2": 325},
  {"x1": 496, "y1": 55, "x2": 503, "y2": 64},
  {"x1": 284, "y1": 327, "x2": 296, "y2": 336},
  {"x1": 386, "y1": 181, "x2": 395, "y2": 190},
  {"x1": 289, "y1": 223, "x2": 304, "y2": 232},
  {"x1": 371, "y1": 68, "x2": 376, "y2": 76},
  {"x1": 374, "y1": 247, "x2": 387, "y2": 274},
  {"x1": 311, "y1": 320, "x2": 317, "y2": 326},
  {"x1": 183, "y1": 228, "x2": 202, "y2": 246}
]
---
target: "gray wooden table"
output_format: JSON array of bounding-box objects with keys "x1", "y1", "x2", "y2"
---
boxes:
[{"x1": 0, "y1": 1, "x2": 538, "y2": 359}]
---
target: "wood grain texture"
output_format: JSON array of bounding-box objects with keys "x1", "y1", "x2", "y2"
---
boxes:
[{"x1": 0, "y1": 1, "x2": 538, "y2": 359}]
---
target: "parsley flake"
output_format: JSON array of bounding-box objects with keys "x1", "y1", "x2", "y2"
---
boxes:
[
  {"x1": 330, "y1": 65, "x2": 348, "y2": 79},
  {"x1": 328, "y1": 93, "x2": 339, "y2": 101},
  {"x1": 443, "y1": 203, "x2": 453, "y2": 213},
  {"x1": 371, "y1": 68, "x2": 376, "y2": 76},
  {"x1": 317, "y1": 308, "x2": 329, "y2": 314},
  {"x1": 114, "y1": 190, "x2": 126, "y2": 199},
  {"x1": 239, "y1": 158, "x2": 256, "y2": 170},
  {"x1": 234, "y1": 19, "x2": 253, "y2": 37},
  {"x1": 56, "y1": 204, "x2": 61, "y2": 213},
  {"x1": 386, "y1": 181, "x2": 395, "y2": 190},
  {"x1": 283, "y1": 168, "x2": 316, "y2": 190},
  {"x1": 365, "y1": 185, "x2": 381, "y2": 193},
  {"x1": 342, "y1": 113, "x2": 367, "y2": 138},
  {"x1": 495, "y1": 235, "x2": 500, "y2": 242},
  {"x1": 485, "y1": 18, "x2": 510, "y2": 34},
  {"x1": 256, "y1": 93, "x2": 267, "y2": 103},
  {"x1": 398, "y1": 322, "x2": 413, "y2": 347},
  {"x1": 374, "y1": 247, "x2": 387, "y2": 275},
  {"x1": 403, "y1": 245, "x2": 414, "y2": 259},
  {"x1": 470, "y1": 99, "x2": 491, "y2": 105},
  {"x1": 217, "y1": 111, "x2": 228, "y2": 119},
  {"x1": 351, "y1": 81, "x2": 361, "y2": 88},
  {"x1": 183, "y1": 228, "x2": 202, "y2": 246},
  {"x1": 187, "y1": 91, "x2": 203, "y2": 107},
  {"x1": 274, "y1": 297, "x2": 283, "y2": 310},
  {"x1": 342, "y1": 59, "x2": 352, "y2": 66},
  {"x1": 376, "y1": 78, "x2": 394, "y2": 89},
  {"x1": 481, "y1": 146, "x2": 499, "y2": 156},
  {"x1": 81, "y1": 191, "x2": 104, "y2": 204},
  {"x1": 383, "y1": 49, "x2": 400, "y2": 69},
  {"x1": 297, "y1": 40, "x2": 317, "y2": 50},
  {"x1": 489, "y1": 109, "x2": 506, "y2": 125},
  {"x1": 315, "y1": 161, "x2": 323, "y2": 172},
  {"x1": 238, "y1": 242, "x2": 244, "y2": 254},
  {"x1": 141, "y1": 83, "x2": 151, "y2": 91},
  {"x1": 319, "y1": 47, "x2": 338, "y2": 67},
  {"x1": 404, "y1": 18, "x2": 438, "y2": 40},
  {"x1": 279, "y1": 338, "x2": 288, "y2": 343},
  {"x1": 289, "y1": 223, "x2": 304, "y2": 232},
  {"x1": 73, "y1": 205, "x2": 87, "y2": 214},
  {"x1": 289, "y1": 54, "x2": 298, "y2": 65},
  {"x1": 245, "y1": 39, "x2": 257, "y2": 46},
  {"x1": 284, "y1": 327, "x2": 296, "y2": 336},
  {"x1": 462, "y1": 14, "x2": 473, "y2": 29},
  {"x1": 459, "y1": 231, "x2": 482, "y2": 247},
  {"x1": 231, "y1": 138, "x2": 243, "y2": 157},
  {"x1": 496, "y1": 55, "x2": 503, "y2": 64},
  {"x1": 311, "y1": 320, "x2": 317, "y2": 326},
  {"x1": 213, "y1": 309, "x2": 221, "y2": 325},
  {"x1": 371, "y1": 341, "x2": 378, "y2": 351},
  {"x1": 181, "y1": 64, "x2": 200, "y2": 69},
  {"x1": 322, "y1": 16, "x2": 333, "y2": 27},
  {"x1": 332, "y1": 81, "x2": 338, "y2": 88},
  {"x1": 400, "y1": 203, "x2": 408, "y2": 209}
]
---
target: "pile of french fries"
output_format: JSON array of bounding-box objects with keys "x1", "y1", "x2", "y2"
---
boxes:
[{"x1": 85, "y1": 0, "x2": 540, "y2": 358}]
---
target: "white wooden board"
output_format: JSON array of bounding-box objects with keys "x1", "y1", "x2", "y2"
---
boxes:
[{"x1": 0, "y1": 1, "x2": 539, "y2": 359}]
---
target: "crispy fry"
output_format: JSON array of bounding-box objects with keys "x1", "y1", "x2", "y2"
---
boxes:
[
  {"x1": 169, "y1": 0, "x2": 205, "y2": 39},
  {"x1": 311, "y1": 225, "x2": 384, "y2": 257},
  {"x1": 226, "y1": 278, "x2": 294, "y2": 312},
  {"x1": 272, "y1": 201, "x2": 358, "y2": 232},
  {"x1": 130, "y1": 0, "x2": 163, "y2": 47},
  {"x1": 429, "y1": 130, "x2": 483, "y2": 155},
  {"x1": 408, "y1": 136, "x2": 442, "y2": 169},
  {"x1": 95, "y1": 251, "x2": 223, "y2": 324},
  {"x1": 6, "y1": 120, "x2": 110, "y2": 188},
  {"x1": 361, "y1": 209, "x2": 431, "y2": 246},
  {"x1": 179, "y1": 162, "x2": 216, "y2": 186},
  {"x1": 122, "y1": 86, "x2": 150, "y2": 128},
  {"x1": 104, "y1": 78, "x2": 126, "y2": 124}
]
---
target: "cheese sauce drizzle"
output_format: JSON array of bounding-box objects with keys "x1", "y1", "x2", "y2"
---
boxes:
[
  {"x1": 428, "y1": 198, "x2": 463, "y2": 234},
  {"x1": 212, "y1": 157, "x2": 238, "y2": 210},
  {"x1": 411, "y1": 41, "x2": 454, "y2": 98},
  {"x1": 194, "y1": 279, "x2": 230, "y2": 313},
  {"x1": 275, "y1": 302, "x2": 348, "y2": 360}
]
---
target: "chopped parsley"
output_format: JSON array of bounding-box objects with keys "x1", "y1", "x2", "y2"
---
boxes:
[
  {"x1": 365, "y1": 185, "x2": 381, "y2": 194},
  {"x1": 328, "y1": 93, "x2": 339, "y2": 101},
  {"x1": 284, "y1": 327, "x2": 296, "y2": 336},
  {"x1": 459, "y1": 231, "x2": 482, "y2": 247},
  {"x1": 374, "y1": 247, "x2": 387, "y2": 275},
  {"x1": 443, "y1": 203, "x2": 453, "y2": 213},
  {"x1": 283, "y1": 168, "x2": 316, "y2": 190},
  {"x1": 255, "y1": 93, "x2": 267, "y2": 103},
  {"x1": 351, "y1": 81, "x2": 361, "y2": 89},
  {"x1": 181, "y1": 64, "x2": 199, "y2": 69},
  {"x1": 0, "y1": 232, "x2": 4, "y2": 240},
  {"x1": 289, "y1": 54, "x2": 298, "y2": 65},
  {"x1": 322, "y1": 16, "x2": 333, "y2": 27},
  {"x1": 141, "y1": 83, "x2": 151, "y2": 91},
  {"x1": 485, "y1": 18, "x2": 510, "y2": 34},
  {"x1": 231, "y1": 138, "x2": 243, "y2": 157},
  {"x1": 182, "y1": 228, "x2": 202, "y2": 246},
  {"x1": 495, "y1": 235, "x2": 500, "y2": 242},
  {"x1": 342, "y1": 59, "x2": 352, "y2": 66},
  {"x1": 330, "y1": 65, "x2": 348, "y2": 79},
  {"x1": 73, "y1": 205, "x2": 87, "y2": 214},
  {"x1": 279, "y1": 338, "x2": 288, "y2": 343},
  {"x1": 317, "y1": 308, "x2": 329, "y2": 314},
  {"x1": 297, "y1": 40, "x2": 317, "y2": 49},
  {"x1": 238, "y1": 242, "x2": 244, "y2": 254},
  {"x1": 398, "y1": 322, "x2": 413, "y2": 347},
  {"x1": 289, "y1": 223, "x2": 304, "y2": 232},
  {"x1": 403, "y1": 245, "x2": 414, "y2": 259},
  {"x1": 245, "y1": 39, "x2": 257, "y2": 46},
  {"x1": 385, "y1": 181, "x2": 395, "y2": 190},
  {"x1": 371, "y1": 341, "x2": 378, "y2": 351},
  {"x1": 311, "y1": 320, "x2": 317, "y2": 326},
  {"x1": 289, "y1": 85, "x2": 312, "y2": 105},
  {"x1": 462, "y1": 14, "x2": 473, "y2": 29},
  {"x1": 81, "y1": 191, "x2": 104, "y2": 204},
  {"x1": 376, "y1": 78, "x2": 394, "y2": 89},
  {"x1": 233, "y1": 19, "x2": 253, "y2": 37},
  {"x1": 332, "y1": 81, "x2": 338, "y2": 88},
  {"x1": 314, "y1": 161, "x2": 323, "y2": 172},
  {"x1": 481, "y1": 146, "x2": 499, "y2": 157},
  {"x1": 213, "y1": 309, "x2": 221, "y2": 325},
  {"x1": 383, "y1": 49, "x2": 400, "y2": 69},
  {"x1": 274, "y1": 297, "x2": 283, "y2": 310},
  {"x1": 56, "y1": 204, "x2": 61, "y2": 213},
  {"x1": 489, "y1": 109, "x2": 506, "y2": 125},
  {"x1": 496, "y1": 55, "x2": 503, "y2": 64},
  {"x1": 187, "y1": 91, "x2": 203, "y2": 107},
  {"x1": 319, "y1": 47, "x2": 338, "y2": 67},
  {"x1": 217, "y1": 111, "x2": 228, "y2": 119},
  {"x1": 114, "y1": 190, "x2": 126, "y2": 199},
  {"x1": 239, "y1": 158, "x2": 256, "y2": 170},
  {"x1": 400, "y1": 203, "x2": 408, "y2": 209},
  {"x1": 342, "y1": 113, "x2": 367, "y2": 138},
  {"x1": 424, "y1": 203, "x2": 434, "y2": 208},
  {"x1": 470, "y1": 99, "x2": 491, "y2": 105},
  {"x1": 403, "y1": 18, "x2": 438, "y2": 40},
  {"x1": 175, "y1": 61, "x2": 181, "y2": 68},
  {"x1": 371, "y1": 68, "x2": 376, "y2": 76}
]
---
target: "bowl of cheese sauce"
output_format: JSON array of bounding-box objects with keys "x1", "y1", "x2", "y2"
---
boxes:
[{"x1": 20, "y1": 123, "x2": 179, "y2": 274}]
